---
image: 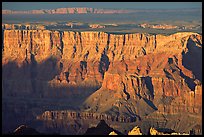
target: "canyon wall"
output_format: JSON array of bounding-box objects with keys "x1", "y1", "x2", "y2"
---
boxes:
[{"x1": 2, "y1": 30, "x2": 202, "y2": 124}]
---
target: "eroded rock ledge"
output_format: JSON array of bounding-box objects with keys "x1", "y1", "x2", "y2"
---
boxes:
[{"x1": 2, "y1": 30, "x2": 202, "y2": 134}]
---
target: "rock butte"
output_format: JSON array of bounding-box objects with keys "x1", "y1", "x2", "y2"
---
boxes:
[{"x1": 2, "y1": 30, "x2": 202, "y2": 134}]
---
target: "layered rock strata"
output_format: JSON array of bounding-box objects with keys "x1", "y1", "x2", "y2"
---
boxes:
[{"x1": 2, "y1": 30, "x2": 202, "y2": 133}]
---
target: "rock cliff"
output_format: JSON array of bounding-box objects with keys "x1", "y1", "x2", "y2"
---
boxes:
[{"x1": 2, "y1": 30, "x2": 202, "y2": 133}]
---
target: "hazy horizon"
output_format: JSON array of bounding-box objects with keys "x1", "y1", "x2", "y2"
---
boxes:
[{"x1": 2, "y1": 2, "x2": 202, "y2": 11}]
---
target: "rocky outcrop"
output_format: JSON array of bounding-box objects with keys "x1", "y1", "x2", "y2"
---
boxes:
[
  {"x1": 128, "y1": 126, "x2": 142, "y2": 135},
  {"x1": 81, "y1": 32, "x2": 202, "y2": 117},
  {"x1": 3, "y1": 29, "x2": 202, "y2": 103},
  {"x1": 109, "y1": 131, "x2": 118, "y2": 135},
  {"x1": 149, "y1": 127, "x2": 158, "y2": 135},
  {"x1": 84, "y1": 120, "x2": 123, "y2": 135},
  {"x1": 149, "y1": 127, "x2": 189, "y2": 135},
  {"x1": 2, "y1": 30, "x2": 202, "y2": 134}
]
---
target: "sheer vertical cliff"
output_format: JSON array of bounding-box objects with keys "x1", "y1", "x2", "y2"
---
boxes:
[{"x1": 2, "y1": 30, "x2": 202, "y2": 132}]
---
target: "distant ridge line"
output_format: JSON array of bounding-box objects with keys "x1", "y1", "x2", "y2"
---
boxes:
[{"x1": 2, "y1": 7, "x2": 201, "y2": 14}]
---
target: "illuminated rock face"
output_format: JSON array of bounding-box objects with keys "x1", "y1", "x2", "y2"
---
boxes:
[
  {"x1": 149, "y1": 127, "x2": 159, "y2": 135},
  {"x1": 109, "y1": 131, "x2": 118, "y2": 135},
  {"x1": 149, "y1": 127, "x2": 190, "y2": 135},
  {"x1": 2, "y1": 30, "x2": 202, "y2": 120},
  {"x1": 128, "y1": 126, "x2": 142, "y2": 135}
]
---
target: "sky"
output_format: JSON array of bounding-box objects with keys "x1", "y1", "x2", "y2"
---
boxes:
[{"x1": 2, "y1": 2, "x2": 202, "y2": 10}]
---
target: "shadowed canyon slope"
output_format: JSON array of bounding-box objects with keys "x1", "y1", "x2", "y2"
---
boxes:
[{"x1": 2, "y1": 30, "x2": 202, "y2": 134}]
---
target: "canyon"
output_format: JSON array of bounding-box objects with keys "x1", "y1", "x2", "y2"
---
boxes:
[{"x1": 2, "y1": 29, "x2": 202, "y2": 134}]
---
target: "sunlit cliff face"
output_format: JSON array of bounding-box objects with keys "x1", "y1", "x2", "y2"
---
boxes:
[{"x1": 2, "y1": 30, "x2": 202, "y2": 134}]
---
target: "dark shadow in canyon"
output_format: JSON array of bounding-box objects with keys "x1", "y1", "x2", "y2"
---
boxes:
[
  {"x1": 2, "y1": 57, "x2": 101, "y2": 134},
  {"x1": 3, "y1": 56, "x2": 60, "y2": 96},
  {"x1": 98, "y1": 51, "x2": 110, "y2": 79},
  {"x1": 80, "y1": 61, "x2": 87, "y2": 72},
  {"x1": 156, "y1": 128, "x2": 175, "y2": 134},
  {"x1": 182, "y1": 37, "x2": 202, "y2": 82},
  {"x1": 180, "y1": 38, "x2": 202, "y2": 91},
  {"x1": 144, "y1": 76, "x2": 155, "y2": 100},
  {"x1": 143, "y1": 98, "x2": 158, "y2": 111},
  {"x1": 122, "y1": 82, "x2": 130, "y2": 100},
  {"x1": 180, "y1": 71, "x2": 196, "y2": 91},
  {"x1": 30, "y1": 53, "x2": 37, "y2": 93}
]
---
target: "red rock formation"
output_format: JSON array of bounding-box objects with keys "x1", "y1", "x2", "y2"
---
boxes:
[{"x1": 2, "y1": 30, "x2": 202, "y2": 120}]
